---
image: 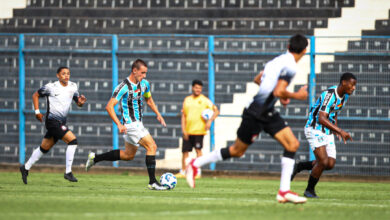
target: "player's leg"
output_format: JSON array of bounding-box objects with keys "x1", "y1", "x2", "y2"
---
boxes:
[
  {"x1": 185, "y1": 138, "x2": 250, "y2": 188},
  {"x1": 292, "y1": 127, "x2": 330, "y2": 180},
  {"x1": 185, "y1": 113, "x2": 256, "y2": 188},
  {"x1": 326, "y1": 158, "x2": 336, "y2": 170},
  {"x1": 273, "y1": 127, "x2": 306, "y2": 203},
  {"x1": 291, "y1": 160, "x2": 316, "y2": 181},
  {"x1": 61, "y1": 130, "x2": 78, "y2": 182},
  {"x1": 293, "y1": 140, "x2": 336, "y2": 180},
  {"x1": 194, "y1": 135, "x2": 204, "y2": 178},
  {"x1": 138, "y1": 134, "x2": 167, "y2": 190},
  {"x1": 86, "y1": 141, "x2": 138, "y2": 169},
  {"x1": 194, "y1": 148, "x2": 202, "y2": 178},
  {"x1": 176, "y1": 136, "x2": 192, "y2": 178},
  {"x1": 304, "y1": 146, "x2": 328, "y2": 198},
  {"x1": 194, "y1": 137, "x2": 249, "y2": 167},
  {"x1": 86, "y1": 122, "x2": 142, "y2": 171},
  {"x1": 20, "y1": 137, "x2": 56, "y2": 184},
  {"x1": 325, "y1": 134, "x2": 336, "y2": 171}
]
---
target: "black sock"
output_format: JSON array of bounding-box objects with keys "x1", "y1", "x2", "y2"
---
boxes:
[
  {"x1": 221, "y1": 147, "x2": 231, "y2": 160},
  {"x1": 306, "y1": 175, "x2": 319, "y2": 191},
  {"x1": 298, "y1": 161, "x2": 314, "y2": 172},
  {"x1": 94, "y1": 150, "x2": 120, "y2": 163},
  {"x1": 145, "y1": 155, "x2": 157, "y2": 184}
]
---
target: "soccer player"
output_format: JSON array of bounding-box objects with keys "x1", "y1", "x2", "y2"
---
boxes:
[
  {"x1": 85, "y1": 59, "x2": 168, "y2": 190},
  {"x1": 185, "y1": 34, "x2": 309, "y2": 204},
  {"x1": 291, "y1": 72, "x2": 357, "y2": 198},
  {"x1": 175, "y1": 79, "x2": 219, "y2": 179},
  {"x1": 19, "y1": 67, "x2": 87, "y2": 184}
]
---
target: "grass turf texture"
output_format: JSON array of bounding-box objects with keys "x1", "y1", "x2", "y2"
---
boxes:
[{"x1": 1, "y1": 172, "x2": 390, "y2": 220}]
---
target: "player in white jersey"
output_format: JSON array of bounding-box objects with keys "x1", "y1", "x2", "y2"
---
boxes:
[
  {"x1": 19, "y1": 67, "x2": 87, "y2": 184},
  {"x1": 185, "y1": 34, "x2": 309, "y2": 204},
  {"x1": 291, "y1": 73, "x2": 356, "y2": 198},
  {"x1": 85, "y1": 59, "x2": 168, "y2": 190}
]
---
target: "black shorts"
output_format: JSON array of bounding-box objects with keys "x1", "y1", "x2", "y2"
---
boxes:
[
  {"x1": 182, "y1": 135, "x2": 204, "y2": 153},
  {"x1": 44, "y1": 119, "x2": 70, "y2": 143},
  {"x1": 237, "y1": 109, "x2": 288, "y2": 145}
]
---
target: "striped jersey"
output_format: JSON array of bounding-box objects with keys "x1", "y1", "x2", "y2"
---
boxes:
[
  {"x1": 305, "y1": 85, "x2": 349, "y2": 134},
  {"x1": 37, "y1": 81, "x2": 79, "y2": 124},
  {"x1": 246, "y1": 52, "x2": 297, "y2": 118},
  {"x1": 112, "y1": 78, "x2": 151, "y2": 124}
]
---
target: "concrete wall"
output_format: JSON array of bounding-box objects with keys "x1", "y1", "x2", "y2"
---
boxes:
[{"x1": 0, "y1": 0, "x2": 26, "y2": 19}]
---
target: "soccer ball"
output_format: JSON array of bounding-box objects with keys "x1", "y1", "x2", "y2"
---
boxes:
[
  {"x1": 201, "y1": 109, "x2": 214, "y2": 121},
  {"x1": 160, "y1": 172, "x2": 177, "y2": 190}
]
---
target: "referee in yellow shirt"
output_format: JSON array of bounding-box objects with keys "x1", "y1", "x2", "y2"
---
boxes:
[{"x1": 176, "y1": 80, "x2": 219, "y2": 178}]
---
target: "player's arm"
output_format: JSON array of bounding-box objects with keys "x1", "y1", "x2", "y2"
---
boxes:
[
  {"x1": 32, "y1": 91, "x2": 44, "y2": 122},
  {"x1": 145, "y1": 96, "x2": 166, "y2": 127},
  {"x1": 181, "y1": 107, "x2": 189, "y2": 140},
  {"x1": 318, "y1": 111, "x2": 352, "y2": 144},
  {"x1": 273, "y1": 79, "x2": 308, "y2": 100},
  {"x1": 105, "y1": 98, "x2": 126, "y2": 133},
  {"x1": 73, "y1": 92, "x2": 87, "y2": 107},
  {"x1": 253, "y1": 70, "x2": 264, "y2": 85},
  {"x1": 334, "y1": 115, "x2": 342, "y2": 141},
  {"x1": 205, "y1": 105, "x2": 220, "y2": 130}
]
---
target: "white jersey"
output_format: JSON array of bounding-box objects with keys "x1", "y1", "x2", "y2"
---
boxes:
[
  {"x1": 246, "y1": 52, "x2": 297, "y2": 118},
  {"x1": 37, "y1": 81, "x2": 79, "y2": 123}
]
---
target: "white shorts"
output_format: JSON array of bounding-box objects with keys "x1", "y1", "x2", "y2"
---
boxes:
[
  {"x1": 304, "y1": 126, "x2": 336, "y2": 159},
  {"x1": 123, "y1": 122, "x2": 150, "y2": 147}
]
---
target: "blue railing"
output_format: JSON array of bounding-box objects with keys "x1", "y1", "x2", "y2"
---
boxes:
[{"x1": 1, "y1": 33, "x2": 389, "y2": 168}]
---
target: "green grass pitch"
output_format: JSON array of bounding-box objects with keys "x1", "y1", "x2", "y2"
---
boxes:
[{"x1": 1, "y1": 171, "x2": 390, "y2": 220}]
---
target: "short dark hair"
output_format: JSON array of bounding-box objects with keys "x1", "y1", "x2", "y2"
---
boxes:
[
  {"x1": 288, "y1": 34, "x2": 308, "y2": 54},
  {"x1": 339, "y1": 72, "x2": 357, "y2": 84},
  {"x1": 131, "y1": 59, "x2": 147, "y2": 71},
  {"x1": 56, "y1": 66, "x2": 69, "y2": 74},
  {"x1": 192, "y1": 79, "x2": 203, "y2": 87}
]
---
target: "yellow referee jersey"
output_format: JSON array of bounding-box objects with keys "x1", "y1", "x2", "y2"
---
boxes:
[{"x1": 182, "y1": 94, "x2": 213, "y2": 135}]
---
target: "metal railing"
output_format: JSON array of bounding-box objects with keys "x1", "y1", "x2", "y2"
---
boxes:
[{"x1": 1, "y1": 33, "x2": 389, "y2": 174}]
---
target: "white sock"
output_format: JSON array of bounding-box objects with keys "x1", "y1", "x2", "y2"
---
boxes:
[
  {"x1": 25, "y1": 146, "x2": 44, "y2": 170},
  {"x1": 279, "y1": 157, "x2": 295, "y2": 192},
  {"x1": 66, "y1": 145, "x2": 77, "y2": 173},
  {"x1": 193, "y1": 149, "x2": 223, "y2": 168},
  {"x1": 197, "y1": 168, "x2": 202, "y2": 175}
]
